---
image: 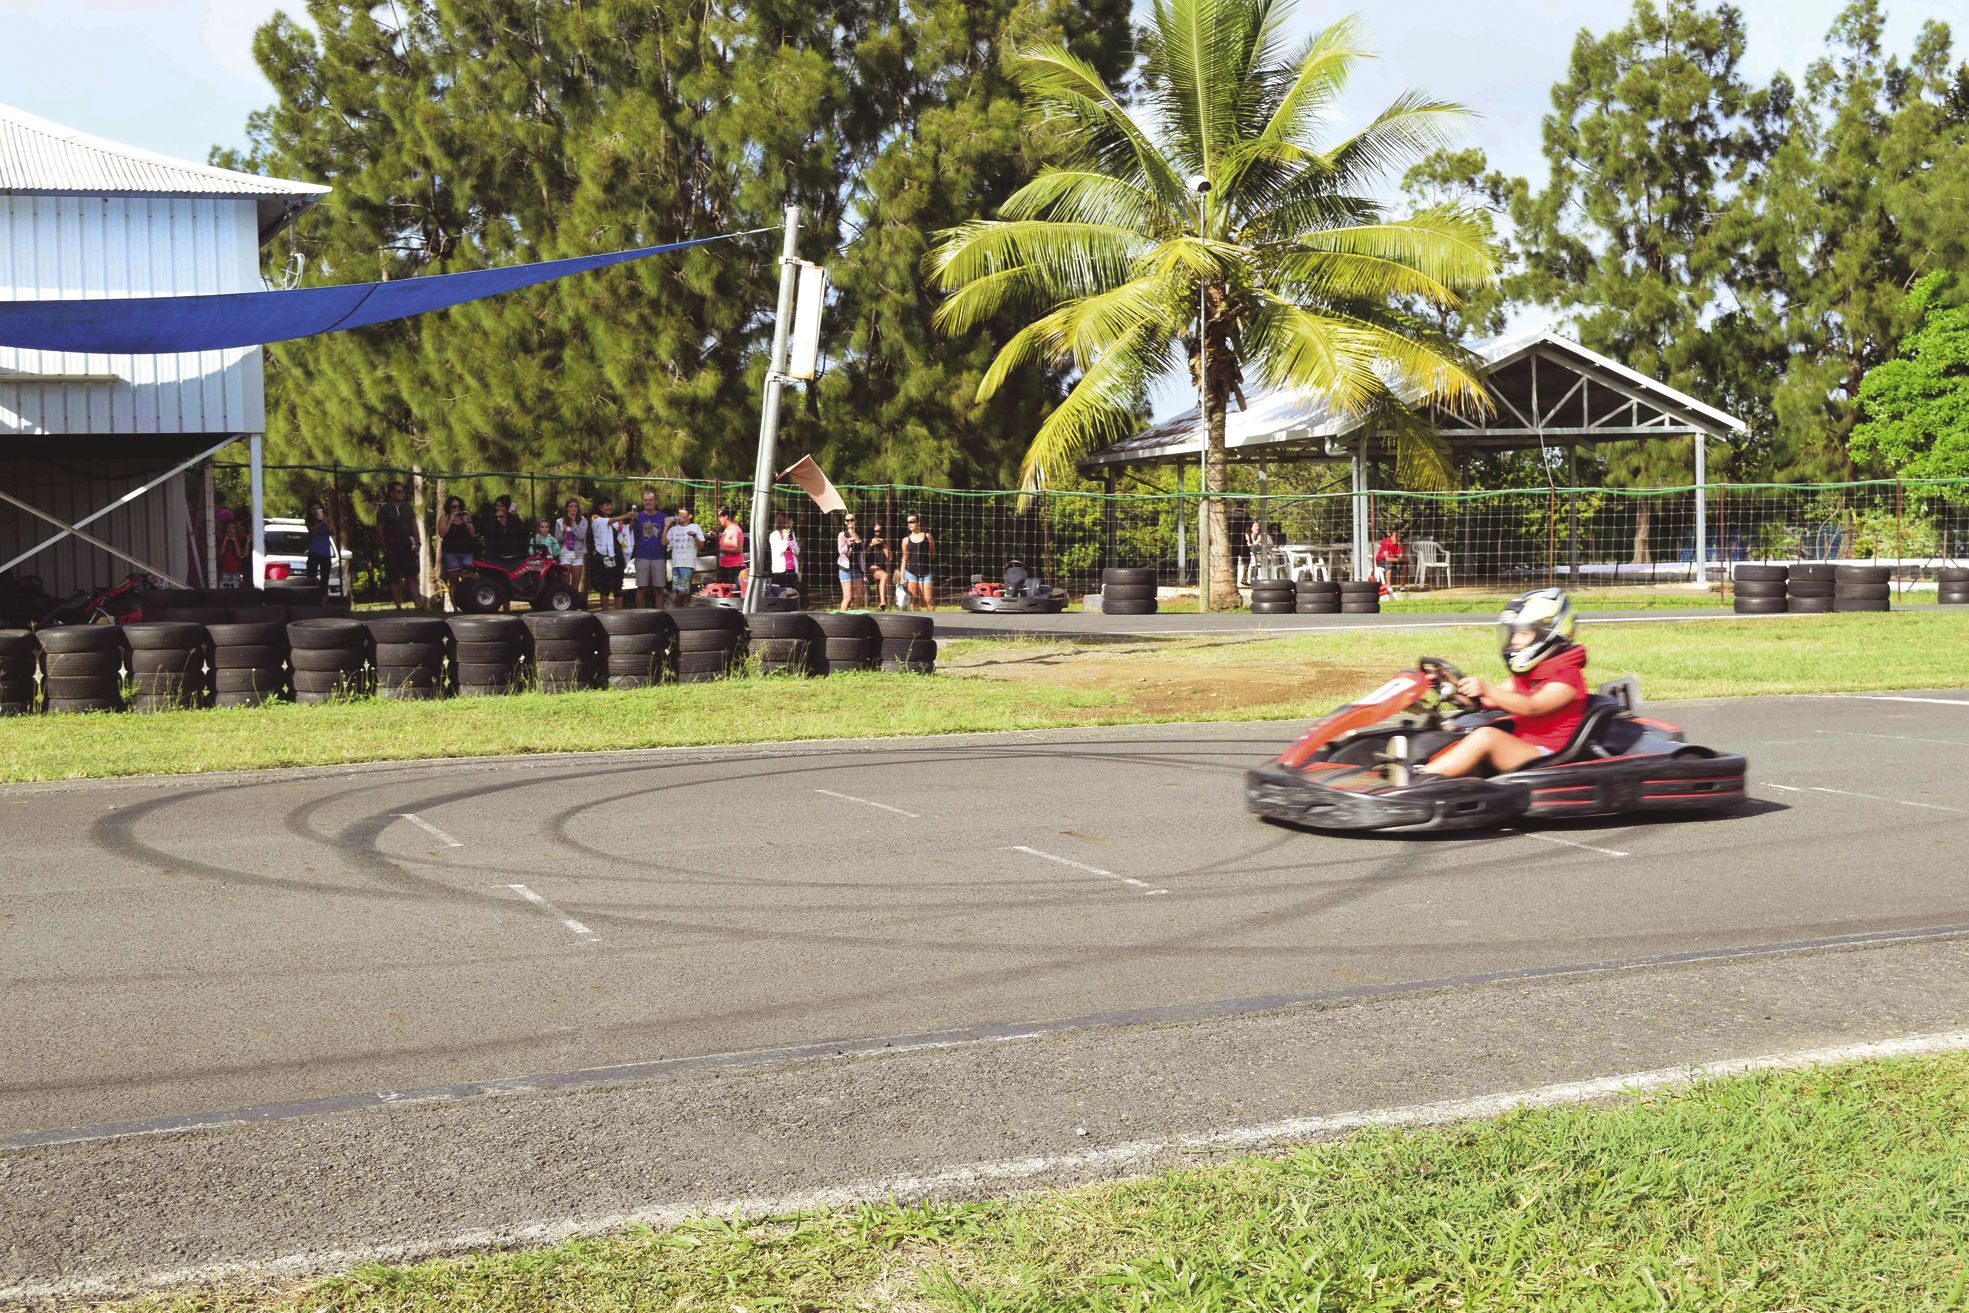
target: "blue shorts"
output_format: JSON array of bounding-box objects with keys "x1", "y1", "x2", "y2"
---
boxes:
[
  {"x1": 441, "y1": 551, "x2": 475, "y2": 572},
  {"x1": 670, "y1": 565, "x2": 694, "y2": 590},
  {"x1": 903, "y1": 570, "x2": 932, "y2": 584},
  {"x1": 838, "y1": 568, "x2": 863, "y2": 582}
]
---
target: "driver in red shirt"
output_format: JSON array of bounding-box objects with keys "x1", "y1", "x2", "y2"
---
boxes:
[{"x1": 1417, "y1": 588, "x2": 1587, "y2": 778}]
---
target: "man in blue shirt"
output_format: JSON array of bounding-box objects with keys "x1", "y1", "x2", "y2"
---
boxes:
[{"x1": 622, "y1": 488, "x2": 667, "y2": 609}]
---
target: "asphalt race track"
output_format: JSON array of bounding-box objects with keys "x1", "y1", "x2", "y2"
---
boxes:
[{"x1": 7, "y1": 690, "x2": 1969, "y2": 1294}]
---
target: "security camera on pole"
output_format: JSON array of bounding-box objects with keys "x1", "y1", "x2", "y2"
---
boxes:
[
  {"x1": 1190, "y1": 174, "x2": 1212, "y2": 612},
  {"x1": 745, "y1": 204, "x2": 828, "y2": 613}
]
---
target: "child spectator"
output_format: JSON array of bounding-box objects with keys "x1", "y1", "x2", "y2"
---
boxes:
[
  {"x1": 216, "y1": 512, "x2": 244, "y2": 588},
  {"x1": 666, "y1": 505, "x2": 706, "y2": 600},
  {"x1": 529, "y1": 518, "x2": 556, "y2": 557},
  {"x1": 554, "y1": 498, "x2": 588, "y2": 594}
]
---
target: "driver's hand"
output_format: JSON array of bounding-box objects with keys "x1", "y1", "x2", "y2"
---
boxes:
[{"x1": 1455, "y1": 675, "x2": 1486, "y2": 702}]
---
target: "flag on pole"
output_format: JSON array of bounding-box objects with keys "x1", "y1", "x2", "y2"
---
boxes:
[{"x1": 778, "y1": 455, "x2": 846, "y2": 514}]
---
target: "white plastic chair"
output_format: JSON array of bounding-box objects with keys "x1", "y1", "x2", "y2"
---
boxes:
[{"x1": 1412, "y1": 539, "x2": 1452, "y2": 589}]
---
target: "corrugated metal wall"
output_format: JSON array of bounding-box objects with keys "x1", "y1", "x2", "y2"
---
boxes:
[
  {"x1": 0, "y1": 455, "x2": 192, "y2": 595},
  {"x1": 0, "y1": 194, "x2": 265, "y2": 435}
]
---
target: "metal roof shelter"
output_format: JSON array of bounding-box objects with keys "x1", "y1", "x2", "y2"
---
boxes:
[
  {"x1": 1, "y1": 101, "x2": 327, "y2": 594},
  {"x1": 1078, "y1": 328, "x2": 1747, "y2": 581}
]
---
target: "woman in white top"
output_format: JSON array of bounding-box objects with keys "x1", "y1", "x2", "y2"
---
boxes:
[
  {"x1": 553, "y1": 498, "x2": 588, "y2": 594},
  {"x1": 767, "y1": 511, "x2": 801, "y2": 597}
]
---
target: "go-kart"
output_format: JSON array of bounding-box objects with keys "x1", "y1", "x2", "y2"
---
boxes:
[
  {"x1": 1244, "y1": 657, "x2": 1746, "y2": 832},
  {"x1": 450, "y1": 554, "x2": 582, "y2": 613},
  {"x1": 960, "y1": 574, "x2": 1068, "y2": 614}
]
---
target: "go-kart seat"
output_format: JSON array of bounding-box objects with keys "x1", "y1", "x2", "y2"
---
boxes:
[{"x1": 1537, "y1": 694, "x2": 1639, "y2": 767}]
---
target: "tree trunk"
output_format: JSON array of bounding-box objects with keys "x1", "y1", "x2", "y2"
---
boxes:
[
  {"x1": 1205, "y1": 387, "x2": 1236, "y2": 609},
  {"x1": 1631, "y1": 501, "x2": 1651, "y2": 565}
]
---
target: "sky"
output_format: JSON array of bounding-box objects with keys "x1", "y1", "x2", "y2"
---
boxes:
[{"x1": 0, "y1": 0, "x2": 1954, "y2": 417}]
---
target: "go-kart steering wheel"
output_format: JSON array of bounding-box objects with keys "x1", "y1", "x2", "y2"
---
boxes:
[{"x1": 1418, "y1": 656, "x2": 1479, "y2": 710}]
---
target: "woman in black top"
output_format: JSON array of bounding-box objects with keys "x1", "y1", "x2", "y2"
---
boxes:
[
  {"x1": 864, "y1": 523, "x2": 892, "y2": 610},
  {"x1": 438, "y1": 496, "x2": 479, "y2": 583}
]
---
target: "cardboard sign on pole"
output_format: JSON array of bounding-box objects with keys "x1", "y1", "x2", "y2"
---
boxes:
[
  {"x1": 778, "y1": 455, "x2": 846, "y2": 514},
  {"x1": 786, "y1": 263, "x2": 827, "y2": 381}
]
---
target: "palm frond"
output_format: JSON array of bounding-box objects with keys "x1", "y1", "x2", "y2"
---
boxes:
[
  {"x1": 1248, "y1": 15, "x2": 1368, "y2": 155},
  {"x1": 1011, "y1": 45, "x2": 1188, "y2": 204},
  {"x1": 1323, "y1": 90, "x2": 1471, "y2": 188},
  {"x1": 975, "y1": 272, "x2": 1179, "y2": 401},
  {"x1": 999, "y1": 170, "x2": 1161, "y2": 232},
  {"x1": 1275, "y1": 209, "x2": 1498, "y2": 305},
  {"x1": 931, "y1": 264, "x2": 1045, "y2": 337},
  {"x1": 930, "y1": 219, "x2": 1141, "y2": 302},
  {"x1": 1018, "y1": 319, "x2": 1163, "y2": 490}
]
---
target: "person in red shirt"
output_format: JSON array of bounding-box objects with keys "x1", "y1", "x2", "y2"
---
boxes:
[
  {"x1": 1374, "y1": 528, "x2": 1405, "y2": 591},
  {"x1": 1418, "y1": 588, "x2": 1587, "y2": 778}
]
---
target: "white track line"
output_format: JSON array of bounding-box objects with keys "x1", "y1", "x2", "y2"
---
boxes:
[
  {"x1": 1815, "y1": 729, "x2": 1969, "y2": 748},
  {"x1": 1507, "y1": 829, "x2": 1630, "y2": 859},
  {"x1": 16, "y1": 1026, "x2": 1969, "y2": 1305},
  {"x1": 1008, "y1": 844, "x2": 1168, "y2": 896},
  {"x1": 814, "y1": 788, "x2": 920, "y2": 819},
  {"x1": 394, "y1": 813, "x2": 462, "y2": 848},
  {"x1": 506, "y1": 884, "x2": 597, "y2": 940},
  {"x1": 1807, "y1": 786, "x2": 1968, "y2": 815},
  {"x1": 1765, "y1": 783, "x2": 1803, "y2": 793},
  {"x1": 1846, "y1": 695, "x2": 1969, "y2": 707}
]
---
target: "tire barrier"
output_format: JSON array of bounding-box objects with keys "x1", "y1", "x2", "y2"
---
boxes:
[
  {"x1": 287, "y1": 618, "x2": 370, "y2": 703},
  {"x1": 1295, "y1": 580, "x2": 1341, "y2": 615},
  {"x1": 812, "y1": 612, "x2": 880, "y2": 674},
  {"x1": 366, "y1": 615, "x2": 451, "y2": 701},
  {"x1": 446, "y1": 614, "x2": 526, "y2": 695},
  {"x1": 1339, "y1": 579, "x2": 1381, "y2": 614},
  {"x1": 1940, "y1": 566, "x2": 1969, "y2": 607},
  {"x1": 1248, "y1": 579, "x2": 1295, "y2": 615},
  {"x1": 37, "y1": 624, "x2": 126, "y2": 713},
  {"x1": 207, "y1": 619, "x2": 291, "y2": 708},
  {"x1": 0, "y1": 628, "x2": 37, "y2": 715},
  {"x1": 598, "y1": 609, "x2": 677, "y2": 688},
  {"x1": 874, "y1": 612, "x2": 936, "y2": 673},
  {"x1": 1833, "y1": 563, "x2": 1892, "y2": 613},
  {"x1": 123, "y1": 621, "x2": 211, "y2": 713},
  {"x1": 745, "y1": 611, "x2": 819, "y2": 676},
  {"x1": 1101, "y1": 567, "x2": 1158, "y2": 616},
  {"x1": 523, "y1": 611, "x2": 603, "y2": 693},
  {"x1": 671, "y1": 606, "x2": 743, "y2": 682},
  {"x1": 1733, "y1": 563, "x2": 1786, "y2": 615}
]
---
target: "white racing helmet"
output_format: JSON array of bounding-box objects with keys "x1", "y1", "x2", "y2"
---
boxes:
[{"x1": 1498, "y1": 587, "x2": 1576, "y2": 674}]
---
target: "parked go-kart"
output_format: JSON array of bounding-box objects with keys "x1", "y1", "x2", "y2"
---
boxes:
[
  {"x1": 1244, "y1": 657, "x2": 1746, "y2": 832},
  {"x1": 960, "y1": 564, "x2": 1068, "y2": 614},
  {"x1": 450, "y1": 555, "x2": 582, "y2": 613}
]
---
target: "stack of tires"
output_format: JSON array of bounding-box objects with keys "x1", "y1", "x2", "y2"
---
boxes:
[
  {"x1": 745, "y1": 612, "x2": 819, "y2": 676},
  {"x1": 1732, "y1": 565, "x2": 1788, "y2": 614},
  {"x1": 1295, "y1": 580, "x2": 1341, "y2": 615},
  {"x1": 1785, "y1": 564, "x2": 1835, "y2": 613},
  {"x1": 1834, "y1": 564, "x2": 1892, "y2": 613},
  {"x1": 368, "y1": 616, "x2": 450, "y2": 701},
  {"x1": 672, "y1": 607, "x2": 743, "y2": 682},
  {"x1": 1101, "y1": 567, "x2": 1157, "y2": 615},
  {"x1": 124, "y1": 621, "x2": 210, "y2": 712},
  {"x1": 1939, "y1": 567, "x2": 1969, "y2": 607},
  {"x1": 207, "y1": 617, "x2": 290, "y2": 707},
  {"x1": 525, "y1": 612, "x2": 603, "y2": 693},
  {"x1": 1339, "y1": 579, "x2": 1381, "y2": 614},
  {"x1": 874, "y1": 613, "x2": 936, "y2": 673},
  {"x1": 287, "y1": 619, "x2": 370, "y2": 703},
  {"x1": 39, "y1": 625, "x2": 125, "y2": 713},
  {"x1": 812, "y1": 613, "x2": 881, "y2": 674},
  {"x1": 598, "y1": 610, "x2": 676, "y2": 688},
  {"x1": 0, "y1": 629, "x2": 36, "y2": 715},
  {"x1": 447, "y1": 615, "x2": 526, "y2": 696},
  {"x1": 1248, "y1": 579, "x2": 1295, "y2": 614}
]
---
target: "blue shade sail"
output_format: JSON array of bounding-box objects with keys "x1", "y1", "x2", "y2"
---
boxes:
[{"x1": 0, "y1": 231, "x2": 759, "y2": 355}]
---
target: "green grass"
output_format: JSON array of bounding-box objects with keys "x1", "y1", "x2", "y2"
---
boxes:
[
  {"x1": 4, "y1": 611, "x2": 1964, "y2": 784},
  {"x1": 111, "y1": 1051, "x2": 1969, "y2": 1311}
]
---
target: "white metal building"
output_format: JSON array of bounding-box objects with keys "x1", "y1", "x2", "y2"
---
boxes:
[{"x1": 0, "y1": 101, "x2": 327, "y2": 596}]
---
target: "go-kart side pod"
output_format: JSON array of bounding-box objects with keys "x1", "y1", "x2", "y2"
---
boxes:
[{"x1": 1244, "y1": 765, "x2": 1531, "y2": 832}]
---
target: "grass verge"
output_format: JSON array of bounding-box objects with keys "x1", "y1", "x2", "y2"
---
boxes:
[
  {"x1": 111, "y1": 1051, "x2": 1969, "y2": 1311},
  {"x1": 2, "y1": 611, "x2": 1963, "y2": 784}
]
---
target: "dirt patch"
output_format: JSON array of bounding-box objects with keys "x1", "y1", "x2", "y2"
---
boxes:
[{"x1": 942, "y1": 638, "x2": 1378, "y2": 720}]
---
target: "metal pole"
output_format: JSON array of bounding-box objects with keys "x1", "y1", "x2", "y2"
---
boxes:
[
  {"x1": 1175, "y1": 460, "x2": 1186, "y2": 581},
  {"x1": 202, "y1": 460, "x2": 218, "y2": 587},
  {"x1": 249, "y1": 432, "x2": 266, "y2": 588},
  {"x1": 1692, "y1": 432, "x2": 1707, "y2": 588},
  {"x1": 1195, "y1": 178, "x2": 1211, "y2": 611},
  {"x1": 745, "y1": 204, "x2": 802, "y2": 613}
]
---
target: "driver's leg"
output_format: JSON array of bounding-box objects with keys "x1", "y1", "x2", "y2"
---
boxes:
[{"x1": 1419, "y1": 726, "x2": 1543, "y2": 779}]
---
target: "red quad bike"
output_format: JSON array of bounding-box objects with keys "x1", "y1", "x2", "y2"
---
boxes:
[
  {"x1": 1245, "y1": 657, "x2": 1747, "y2": 833},
  {"x1": 450, "y1": 555, "x2": 582, "y2": 613}
]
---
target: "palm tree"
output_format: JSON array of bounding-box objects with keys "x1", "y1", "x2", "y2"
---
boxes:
[{"x1": 931, "y1": 1, "x2": 1498, "y2": 608}]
